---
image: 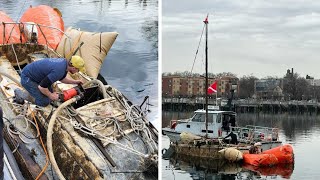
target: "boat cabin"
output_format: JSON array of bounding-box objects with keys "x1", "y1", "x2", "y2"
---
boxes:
[{"x1": 172, "y1": 109, "x2": 236, "y2": 139}]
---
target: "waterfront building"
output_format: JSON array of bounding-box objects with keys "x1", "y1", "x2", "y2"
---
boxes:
[
  {"x1": 254, "y1": 79, "x2": 284, "y2": 100},
  {"x1": 162, "y1": 75, "x2": 239, "y2": 98}
]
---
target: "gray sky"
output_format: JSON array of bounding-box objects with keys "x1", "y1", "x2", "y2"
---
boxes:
[{"x1": 162, "y1": 0, "x2": 320, "y2": 79}]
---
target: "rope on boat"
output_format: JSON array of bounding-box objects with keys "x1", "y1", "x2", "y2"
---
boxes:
[
  {"x1": 62, "y1": 81, "x2": 157, "y2": 156},
  {"x1": 105, "y1": 85, "x2": 157, "y2": 153},
  {"x1": 0, "y1": 99, "x2": 52, "y2": 114},
  {"x1": 65, "y1": 107, "x2": 148, "y2": 157},
  {"x1": 190, "y1": 23, "x2": 206, "y2": 74},
  {"x1": 0, "y1": 70, "x2": 53, "y2": 179},
  {"x1": 1, "y1": 100, "x2": 49, "y2": 179},
  {"x1": 11, "y1": 44, "x2": 22, "y2": 72},
  {"x1": 31, "y1": 109, "x2": 49, "y2": 180},
  {"x1": 4, "y1": 103, "x2": 40, "y2": 143}
]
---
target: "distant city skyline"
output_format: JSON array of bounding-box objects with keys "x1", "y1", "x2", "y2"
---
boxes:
[{"x1": 162, "y1": 0, "x2": 320, "y2": 79}]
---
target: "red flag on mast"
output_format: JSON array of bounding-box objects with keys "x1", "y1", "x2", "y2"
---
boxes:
[
  {"x1": 203, "y1": 15, "x2": 209, "y2": 23},
  {"x1": 208, "y1": 81, "x2": 217, "y2": 94}
]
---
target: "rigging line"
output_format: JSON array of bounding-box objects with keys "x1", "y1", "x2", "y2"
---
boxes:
[
  {"x1": 11, "y1": 44, "x2": 21, "y2": 72},
  {"x1": 190, "y1": 23, "x2": 206, "y2": 75},
  {"x1": 16, "y1": 0, "x2": 28, "y2": 22},
  {"x1": 5, "y1": 0, "x2": 28, "y2": 44},
  {"x1": 3, "y1": 0, "x2": 27, "y2": 43}
]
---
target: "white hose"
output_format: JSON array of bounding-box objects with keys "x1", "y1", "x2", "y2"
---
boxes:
[
  {"x1": 83, "y1": 79, "x2": 107, "y2": 99},
  {"x1": 47, "y1": 97, "x2": 77, "y2": 180}
]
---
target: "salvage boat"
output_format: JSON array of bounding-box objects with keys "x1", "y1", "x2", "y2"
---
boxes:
[
  {"x1": 0, "y1": 5, "x2": 158, "y2": 179},
  {"x1": 162, "y1": 15, "x2": 281, "y2": 160},
  {"x1": 162, "y1": 108, "x2": 282, "y2": 148}
]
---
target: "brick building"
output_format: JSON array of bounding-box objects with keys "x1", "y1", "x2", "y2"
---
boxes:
[{"x1": 162, "y1": 75, "x2": 239, "y2": 97}]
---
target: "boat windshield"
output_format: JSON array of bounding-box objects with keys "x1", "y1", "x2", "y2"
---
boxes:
[{"x1": 191, "y1": 113, "x2": 215, "y2": 123}]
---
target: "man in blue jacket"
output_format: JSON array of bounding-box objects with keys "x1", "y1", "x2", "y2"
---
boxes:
[{"x1": 20, "y1": 55, "x2": 85, "y2": 106}]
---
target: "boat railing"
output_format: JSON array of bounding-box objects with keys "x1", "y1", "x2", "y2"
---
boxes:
[
  {"x1": 230, "y1": 125, "x2": 279, "y2": 143},
  {"x1": 1, "y1": 22, "x2": 70, "y2": 53},
  {"x1": 2, "y1": 22, "x2": 70, "y2": 38},
  {"x1": 229, "y1": 126, "x2": 253, "y2": 143},
  {"x1": 245, "y1": 125, "x2": 275, "y2": 131},
  {"x1": 245, "y1": 125, "x2": 279, "y2": 141}
]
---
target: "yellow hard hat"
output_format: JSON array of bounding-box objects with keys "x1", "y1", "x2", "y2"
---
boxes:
[{"x1": 70, "y1": 55, "x2": 86, "y2": 73}]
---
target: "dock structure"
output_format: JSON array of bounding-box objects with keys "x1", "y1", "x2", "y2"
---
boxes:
[{"x1": 162, "y1": 97, "x2": 320, "y2": 114}]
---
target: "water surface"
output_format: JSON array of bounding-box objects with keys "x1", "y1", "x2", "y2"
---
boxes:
[{"x1": 0, "y1": 0, "x2": 159, "y2": 126}]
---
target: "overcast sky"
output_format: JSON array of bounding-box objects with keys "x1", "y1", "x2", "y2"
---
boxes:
[{"x1": 162, "y1": 0, "x2": 320, "y2": 79}]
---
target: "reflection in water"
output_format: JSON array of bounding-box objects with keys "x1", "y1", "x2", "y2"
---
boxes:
[
  {"x1": 243, "y1": 163, "x2": 294, "y2": 179},
  {"x1": 162, "y1": 110, "x2": 193, "y2": 127},
  {"x1": 162, "y1": 112, "x2": 320, "y2": 179},
  {"x1": 237, "y1": 113, "x2": 320, "y2": 144}
]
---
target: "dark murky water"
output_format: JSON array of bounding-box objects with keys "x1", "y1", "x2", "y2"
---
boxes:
[
  {"x1": 162, "y1": 111, "x2": 320, "y2": 179},
  {"x1": 0, "y1": 0, "x2": 159, "y2": 126}
]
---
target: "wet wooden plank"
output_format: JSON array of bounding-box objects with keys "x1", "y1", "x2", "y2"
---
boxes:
[{"x1": 3, "y1": 127, "x2": 48, "y2": 180}]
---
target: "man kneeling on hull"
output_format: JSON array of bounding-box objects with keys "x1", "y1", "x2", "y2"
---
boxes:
[{"x1": 20, "y1": 56, "x2": 85, "y2": 106}]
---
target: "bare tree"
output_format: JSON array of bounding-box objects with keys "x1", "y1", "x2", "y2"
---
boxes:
[
  {"x1": 283, "y1": 73, "x2": 310, "y2": 100},
  {"x1": 238, "y1": 75, "x2": 258, "y2": 99}
]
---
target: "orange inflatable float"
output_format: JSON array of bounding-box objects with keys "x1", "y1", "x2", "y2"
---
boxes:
[
  {"x1": 20, "y1": 5, "x2": 64, "y2": 49},
  {"x1": 262, "y1": 144, "x2": 294, "y2": 164},
  {"x1": 243, "y1": 153, "x2": 278, "y2": 167},
  {"x1": 243, "y1": 144, "x2": 294, "y2": 167},
  {"x1": 0, "y1": 11, "x2": 22, "y2": 44}
]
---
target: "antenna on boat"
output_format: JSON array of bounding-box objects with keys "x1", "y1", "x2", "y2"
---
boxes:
[{"x1": 204, "y1": 14, "x2": 209, "y2": 138}]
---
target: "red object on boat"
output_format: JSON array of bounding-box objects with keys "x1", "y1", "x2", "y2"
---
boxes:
[
  {"x1": 20, "y1": 5, "x2": 64, "y2": 49},
  {"x1": 218, "y1": 128, "x2": 222, "y2": 137},
  {"x1": 243, "y1": 153, "x2": 278, "y2": 167},
  {"x1": 263, "y1": 144, "x2": 294, "y2": 164},
  {"x1": 170, "y1": 120, "x2": 177, "y2": 129},
  {"x1": 0, "y1": 11, "x2": 22, "y2": 44},
  {"x1": 243, "y1": 163, "x2": 294, "y2": 179}
]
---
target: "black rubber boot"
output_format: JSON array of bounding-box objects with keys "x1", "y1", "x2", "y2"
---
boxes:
[{"x1": 14, "y1": 89, "x2": 35, "y2": 104}]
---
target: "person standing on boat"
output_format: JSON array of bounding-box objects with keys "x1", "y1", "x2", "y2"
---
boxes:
[
  {"x1": 223, "y1": 131, "x2": 238, "y2": 145},
  {"x1": 20, "y1": 56, "x2": 86, "y2": 107}
]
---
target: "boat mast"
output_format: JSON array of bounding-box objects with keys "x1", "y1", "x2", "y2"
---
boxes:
[{"x1": 204, "y1": 15, "x2": 209, "y2": 137}]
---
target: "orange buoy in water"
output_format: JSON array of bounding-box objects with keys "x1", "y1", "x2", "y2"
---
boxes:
[
  {"x1": 0, "y1": 11, "x2": 22, "y2": 44},
  {"x1": 243, "y1": 153, "x2": 278, "y2": 167},
  {"x1": 263, "y1": 144, "x2": 294, "y2": 164},
  {"x1": 20, "y1": 5, "x2": 64, "y2": 49}
]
